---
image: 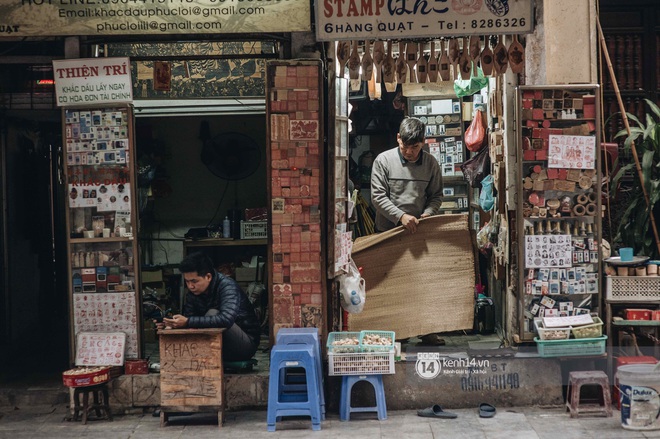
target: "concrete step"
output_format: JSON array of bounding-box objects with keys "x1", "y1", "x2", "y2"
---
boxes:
[{"x1": 0, "y1": 356, "x2": 568, "y2": 411}]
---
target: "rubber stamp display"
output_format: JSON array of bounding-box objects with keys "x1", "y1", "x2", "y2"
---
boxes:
[{"x1": 516, "y1": 85, "x2": 602, "y2": 342}]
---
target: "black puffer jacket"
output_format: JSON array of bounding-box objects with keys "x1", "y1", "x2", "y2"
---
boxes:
[{"x1": 183, "y1": 271, "x2": 261, "y2": 345}]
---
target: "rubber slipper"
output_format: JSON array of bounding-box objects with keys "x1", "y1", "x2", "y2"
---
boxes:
[
  {"x1": 417, "y1": 404, "x2": 458, "y2": 419},
  {"x1": 479, "y1": 403, "x2": 496, "y2": 418}
]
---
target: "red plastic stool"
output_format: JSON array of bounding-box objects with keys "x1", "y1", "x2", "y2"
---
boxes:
[{"x1": 566, "y1": 371, "x2": 612, "y2": 418}]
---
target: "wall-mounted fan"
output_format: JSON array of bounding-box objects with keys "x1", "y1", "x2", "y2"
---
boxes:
[{"x1": 201, "y1": 132, "x2": 261, "y2": 181}]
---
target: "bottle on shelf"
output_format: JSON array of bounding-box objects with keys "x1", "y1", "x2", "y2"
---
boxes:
[{"x1": 222, "y1": 216, "x2": 231, "y2": 238}]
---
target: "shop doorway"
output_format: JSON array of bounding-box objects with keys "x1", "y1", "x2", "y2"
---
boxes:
[
  {"x1": 0, "y1": 114, "x2": 69, "y2": 379},
  {"x1": 134, "y1": 113, "x2": 269, "y2": 364}
]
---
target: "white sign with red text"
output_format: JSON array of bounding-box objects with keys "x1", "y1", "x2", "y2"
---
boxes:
[
  {"x1": 316, "y1": 0, "x2": 533, "y2": 41},
  {"x1": 53, "y1": 57, "x2": 133, "y2": 107}
]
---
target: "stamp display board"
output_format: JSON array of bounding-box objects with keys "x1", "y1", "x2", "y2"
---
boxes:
[
  {"x1": 158, "y1": 328, "x2": 225, "y2": 428},
  {"x1": 75, "y1": 332, "x2": 126, "y2": 366}
]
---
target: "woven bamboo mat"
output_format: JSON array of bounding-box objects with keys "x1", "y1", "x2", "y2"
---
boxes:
[{"x1": 347, "y1": 214, "x2": 475, "y2": 339}]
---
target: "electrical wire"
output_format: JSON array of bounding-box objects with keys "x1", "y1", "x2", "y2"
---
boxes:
[{"x1": 205, "y1": 178, "x2": 230, "y2": 228}]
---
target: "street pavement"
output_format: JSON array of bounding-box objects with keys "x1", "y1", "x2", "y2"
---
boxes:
[{"x1": 1, "y1": 404, "x2": 660, "y2": 439}]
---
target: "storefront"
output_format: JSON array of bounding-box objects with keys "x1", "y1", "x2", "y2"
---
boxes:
[{"x1": 1, "y1": 0, "x2": 638, "y2": 415}]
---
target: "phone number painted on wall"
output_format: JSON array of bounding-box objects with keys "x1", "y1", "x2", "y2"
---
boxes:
[
  {"x1": 316, "y1": 0, "x2": 534, "y2": 41},
  {"x1": 0, "y1": 0, "x2": 310, "y2": 36}
]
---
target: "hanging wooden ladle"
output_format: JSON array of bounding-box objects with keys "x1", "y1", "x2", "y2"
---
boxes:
[
  {"x1": 361, "y1": 40, "x2": 374, "y2": 82},
  {"x1": 493, "y1": 35, "x2": 509, "y2": 75},
  {"x1": 459, "y1": 37, "x2": 471, "y2": 80},
  {"x1": 347, "y1": 40, "x2": 361, "y2": 80},
  {"x1": 405, "y1": 41, "x2": 418, "y2": 83},
  {"x1": 383, "y1": 40, "x2": 397, "y2": 92},
  {"x1": 395, "y1": 41, "x2": 407, "y2": 84},
  {"x1": 480, "y1": 35, "x2": 494, "y2": 76},
  {"x1": 416, "y1": 41, "x2": 428, "y2": 83},
  {"x1": 469, "y1": 35, "x2": 481, "y2": 61},
  {"x1": 427, "y1": 41, "x2": 439, "y2": 82},
  {"x1": 448, "y1": 38, "x2": 460, "y2": 80},
  {"x1": 508, "y1": 34, "x2": 525, "y2": 74},
  {"x1": 439, "y1": 39, "x2": 451, "y2": 81},
  {"x1": 336, "y1": 41, "x2": 351, "y2": 77},
  {"x1": 373, "y1": 40, "x2": 385, "y2": 85}
]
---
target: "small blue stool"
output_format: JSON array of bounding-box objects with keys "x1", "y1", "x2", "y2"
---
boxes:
[
  {"x1": 275, "y1": 328, "x2": 325, "y2": 420},
  {"x1": 267, "y1": 344, "x2": 322, "y2": 431},
  {"x1": 340, "y1": 374, "x2": 387, "y2": 421}
]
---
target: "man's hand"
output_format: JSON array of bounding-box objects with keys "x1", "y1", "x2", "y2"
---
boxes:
[
  {"x1": 420, "y1": 213, "x2": 430, "y2": 218},
  {"x1": 400, "y1": 213, "x2": 419, "y2": 234},
  {"x1": 163, "y1": 314, "x2": 189, "y2": 329},
  {"x1": 153, "y1": 319, "x2": 166, "y2": 331}
]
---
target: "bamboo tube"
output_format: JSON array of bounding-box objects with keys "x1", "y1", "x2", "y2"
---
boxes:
[{"x1": 597, "y1": 20, "x2": 660, "y2": 256}]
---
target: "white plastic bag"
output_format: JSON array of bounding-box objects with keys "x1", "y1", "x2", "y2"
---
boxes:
[{"x1": 338, "y1": 258, "x2": 366, "y2": 314}]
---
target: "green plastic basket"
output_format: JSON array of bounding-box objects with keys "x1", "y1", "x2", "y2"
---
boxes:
[
  {"x1": 326, "y1": 331, "x2": 361, "y2": 353},
  {"x1": 535, "y1": 335, "x2": 607, "y2": 358},
  {"x1": 359, "y1": 330, "x2": 395, "y2": 353}
]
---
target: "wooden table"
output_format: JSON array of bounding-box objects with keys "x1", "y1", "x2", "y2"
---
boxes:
[{"x1": 158, "y1": 328, "x2": 225, "y2": 428}]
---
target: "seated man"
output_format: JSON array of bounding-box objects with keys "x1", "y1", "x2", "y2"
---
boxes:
[{"x1": 159, "y1": 252, "x2": 261, "y2": 361}]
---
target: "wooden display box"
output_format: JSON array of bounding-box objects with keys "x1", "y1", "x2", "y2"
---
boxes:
[{"x1": 158, "y1": 328, "x2": 225, "y2": 428}]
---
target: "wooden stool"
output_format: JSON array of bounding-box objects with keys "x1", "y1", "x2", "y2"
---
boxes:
[
  {"x1": 566, "y1": 371, "x2": 612, "y2": 418},
  {"x1": 70, "y1": 383, "x2": 113, "y2": 424}
]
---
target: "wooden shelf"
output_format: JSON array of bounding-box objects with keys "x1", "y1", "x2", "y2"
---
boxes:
[
  {"x1": 70, "y1": 237, "x2": 134, "y2": 244},
  {"x1": 612, "y1": 320, "x2": 660, "y2": 327}
]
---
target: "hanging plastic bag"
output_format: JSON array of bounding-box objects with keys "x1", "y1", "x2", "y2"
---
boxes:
[
  {"x1": 454, "y1": 62, "x2": 488, "y2": 98},
  {"x1": 479, "y1": 175, "x2": 495, "y2": 211},
  {"x1": 460, "y1": 147, "x2": 491, "y2": 188},
  {"x1": 465, "y1": 109, "x2": 486, "y2": 152},
  {"x1": 338, "y1": 258, "x2": 366, "y2": 314}
]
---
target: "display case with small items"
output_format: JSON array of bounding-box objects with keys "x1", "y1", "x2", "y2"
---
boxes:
[
  {"x1": 408, "y1": 96, "x2": 469, "y2": 213},
  {"x1": 62, "y1": 106, "x2": 141, "y2": 360},
  {"x1": 516, "y1": 85, "x2": 602, "y2": 343}
]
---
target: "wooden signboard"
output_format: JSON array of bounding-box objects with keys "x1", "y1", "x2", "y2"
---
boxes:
[{"x1": 157, "y1": 328, "x2": 225, "y2": 428}]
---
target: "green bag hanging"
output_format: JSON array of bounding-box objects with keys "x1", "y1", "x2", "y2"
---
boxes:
[{"x1": 454, "y1": 62, "x2": 488, "y2": 98}]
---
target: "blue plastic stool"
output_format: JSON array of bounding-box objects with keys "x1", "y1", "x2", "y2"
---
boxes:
[
  {"x1": 275, "y1": 328, "x2": 325, "y2": 420},
  {"x1": 267, "y1": 344, "x2": 322, "y2": 432},
  {"x1": 340, "y1": 374, "x2": 387, "y2": 421}
]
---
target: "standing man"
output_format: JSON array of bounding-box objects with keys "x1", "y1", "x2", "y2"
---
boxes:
[
  {"x1": 159, "y1": 252, "x2": 260, "y2": 362},
  {"x1": 371, "y1": 117, "x2": 443, "y2": 233}
]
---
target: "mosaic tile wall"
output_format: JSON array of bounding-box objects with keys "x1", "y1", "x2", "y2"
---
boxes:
[
  {"x1": 267, "y1": 61, "x2": 325, "y2": 339},
  {"x1": 107, "y1": 41, "x2": 278, "y2": 98}
]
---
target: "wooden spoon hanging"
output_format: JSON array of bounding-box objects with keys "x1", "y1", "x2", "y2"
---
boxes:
[
  {"x1": 347, "y1": 40, "x2": 361, "y2": 80},
  {"x1": 416, "y1": 41, "x2": 428, "y2": 83},
  {"x1": 383, "y1": 41, "x2": 397, "y2": 92},
  {"x1": 372, "y1": 40, "x2": 385, "y2": 85},
  {"x1": 439, "y1": 39, "x2": 451, "y2": 81},
  {"x1": 480, "y1": 36, "x2": 494, "y2": 76},
  {"x1": 395, "y1": 41, "x2": 407, "y2": 84},
  {"x1": 405, "y1": 41, "x2": 418, "y2": 83},
  {"x1": 493, "y1": 35, "x2": 508, "y2": 75},
  {"x1": 459, "y1": 37, "x2": 471, "y2": 80},
  {"x1": 448, "y1": 38, "x2": 460, "y2": 80},
  {"x1": 361, "y1": 40, "x2": 374, "y2": 82},
  {"x1": 509, "y1": 34, "x2": 525, "y2": 74},
  {"x1": 469, "y1": 35, "x2": 481, "y2": 61},
  {"x1": 336, "y1": 41, "x2": 351, "y2": 77},
  {"x1": 427, "y1": 41, "x2": 439, "y2": 82}
]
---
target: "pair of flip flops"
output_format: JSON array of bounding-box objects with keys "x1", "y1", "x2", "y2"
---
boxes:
[
  {"x1": 479, "y1": 403, "x2": 496, "y2": 418},
  {"x1": 417, "y1": 403, "x2": 496, "y2": 419}
]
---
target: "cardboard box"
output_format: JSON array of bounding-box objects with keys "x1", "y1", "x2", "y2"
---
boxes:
[
  {"x1": 235, "y1": 267, "x2": 258, "y2": 282},
  {"x1": 141, "y1": 269, "x2": 163, "y2": 284},
  {"x1": 625, "y1": 309, "x2": 652, "y2": 321}
]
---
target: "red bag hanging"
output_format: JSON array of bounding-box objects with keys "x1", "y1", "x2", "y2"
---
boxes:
[{"x1": 465, "y1": 109, "x2": 485, "y2": 152}]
